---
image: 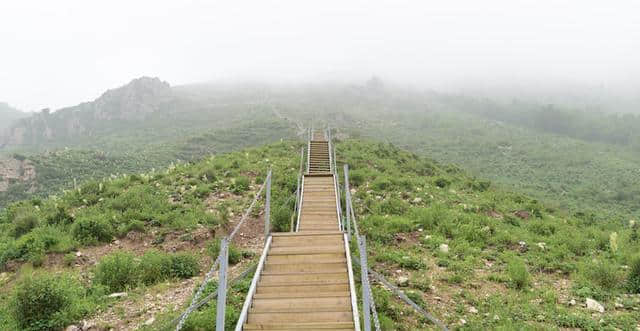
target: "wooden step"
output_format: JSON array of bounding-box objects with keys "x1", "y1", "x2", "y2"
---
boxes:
[
  {"x1": 260, "y1": 272, "x2": 347, "y2": 284},
  {"x1": 266, "y1": 253, "x2": 345, "y2": 264},
  {"x1": 251, "y1": 305, "x2": 352, "y2": 314},
  {"x1": 253, "y1": 292, "x2": 350, "y2": 299},
  {"x1": 252, "y1": 297, "x2": 351, "y2": 311},
  {"x1": 263, "y1": 262, "x2": 346, "y2": 273},
  {"x1": 244, "y1": 322, "x2": 354, "y2": 330},
  {"x1": 272, "y1": 237, "x2": 343, "y2": 247},
  {"x1": 256, "y1": 282, "x2": 349, "y2": 293},
  {"x1": 247, "y1": 311, "x2": 353, "y2": 324},
  {"x1": 269, "y1": 246, "x2": 344, "y2": 255},
  {"x1": 271, "y1": 231, "x2": 342, "y2": 237}
]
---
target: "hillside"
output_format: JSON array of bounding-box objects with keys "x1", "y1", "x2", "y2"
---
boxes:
[
  {"x1": 264, "y1": 84, "x2": 640, "y2": 221},
  {"x1": 1, "y1": 139, "x2": 638, "y2": 330},
  {"x1": 0, "y1": 119, "x2": 294, "y2": 209},
  {"x1": 0, "y1": 77, "x2": 298, "y2": 209},
  {"x1": 0, "y1": 102, "x2": 28, "y2": 132}
]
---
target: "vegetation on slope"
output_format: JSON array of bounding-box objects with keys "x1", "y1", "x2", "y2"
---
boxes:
[
  {"x1": 0, "y1": 140, "x2": 301, "y2": 330},
  {"x1": 0, "y1": 118, "x2": 294, "y2": 208},
  {"x1": 336, "y1": 140, "x2": 639, "y2": 330},
  {"x1": 2, "y1": 139, "x2": 638, "y2": 330}
]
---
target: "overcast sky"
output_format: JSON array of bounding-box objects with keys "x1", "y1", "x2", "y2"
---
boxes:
[{"x1": 1, "y1": 0, "x2": 639, "y2": 111}]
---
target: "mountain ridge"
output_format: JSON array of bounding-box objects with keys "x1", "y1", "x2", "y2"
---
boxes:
[{"x1": 1, "y1": 77, "x2": 174, "y2": 147}]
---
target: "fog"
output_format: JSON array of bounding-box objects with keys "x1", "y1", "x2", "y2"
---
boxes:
[{"x1": 1, "y1": 0, "x2": 639, "y2": 111}]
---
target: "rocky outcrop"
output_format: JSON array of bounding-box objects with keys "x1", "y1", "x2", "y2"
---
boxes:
[
  {"x1": 0, "y1": 157, "x2": 36, "y2": 192},
  {"x1": 1, "y1": 77, "x2": 174, "y2": 147}
]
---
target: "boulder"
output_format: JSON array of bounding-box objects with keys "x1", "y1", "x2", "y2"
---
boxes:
[
  {"x1": 586, "y1": 298, "x2": 604, "y2": 313},
  {"x1": 397, "y1": 276, "x2": 409, "y2": 287}
]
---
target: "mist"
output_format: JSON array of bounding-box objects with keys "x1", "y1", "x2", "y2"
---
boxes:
[{"x1": 1, "y1": 0, "x2": 639, "y2": 112}]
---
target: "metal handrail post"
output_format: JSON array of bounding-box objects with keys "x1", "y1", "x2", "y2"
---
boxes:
[
  {"x1": 264, "y1": 170, "x2": 272, "y2": 242},
  {"x1": 344, "y1": 164, "x2": 351, "y2": 239},
  {"x1": 215, "y1": 238, "x2": 229, "y2": 331},
  {"x1": 359, "y1": 236, "x2": 371, "y2": 331}
]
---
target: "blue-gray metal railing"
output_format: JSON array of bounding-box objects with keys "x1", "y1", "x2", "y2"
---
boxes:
[
  {"x1": 358, "y1": 235, "x2": 372, "y2": 331},
  {"x1": 344, "y1": 164, "x2": 351, "y2": 239},
  {"x1": 264, "y1": 169, "x2": 272, "y2": 242},
  {"x1": 215, "y1": 238, "x2": 229, "y2": 331},
  {"x1": 343, "y1": 164, "x2": 448, "y2": 331},
  {"x1": 294, "y1": 147, "x2": 304, "y2": 232},
  {"x1": 175, "y1": 170, "x2": 269, "y2": 331}
]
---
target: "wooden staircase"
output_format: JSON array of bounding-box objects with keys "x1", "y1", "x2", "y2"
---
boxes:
[{"x1": 238, "y1": 131, "x2": 359, "y2": 331}]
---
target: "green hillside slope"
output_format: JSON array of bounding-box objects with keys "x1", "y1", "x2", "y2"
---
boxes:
[{"x1": 1, "y1": 140, "x2": 638, "y2": 330}]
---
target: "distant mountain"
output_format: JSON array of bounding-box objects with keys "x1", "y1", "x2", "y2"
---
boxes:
[
  {"x1": 1, "y1": 77, "x2": 176, "y2": 147},
  {"x1": 0, "y1": 102, "x2": 28, "y2": 131}
]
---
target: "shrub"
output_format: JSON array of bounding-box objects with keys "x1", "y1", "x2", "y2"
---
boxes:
[
  {"x1": 45, "y1": 206, "x2": 74, "y2": 225},
  {"x1": 12, "y1": 273, "x2": 86, "y2": 331},
  {"x1": 586, "y1": 260, "x2": 620, "y2": 290},
  {"x1": 170, "y1": 253, "x2": 200, "y2": 279},
  {"x1": 94, "y1": 251, "x2": 138, "y2": 292},
  {"x1": 377, "y1": 198, "x2": 410, "y2": 215},
  {"x1": 12, "y1": 212, "x2": 39, "y2": 238},
  {"x1": 271, "y1": 204, "x2": 292, "y2": 232},
  {"x1": 627, "y1": 256, "x2": 640, "y2": 293},
  {"x1": 507, "y1": 257, "x2": 530, "y2": 290},
  {"x1": 434, "y1": 177, "x2": 450, "y2": 188},
  {"x1": 72, "y1": 216, "x2": 113, "y2": 244},
  {"x1": 231, "y1": 176, "x2": 250, "y2": 194},
  {"x1": 371, "y1": 177, "x2": 392, "y2": 191},
  {"x1": 139, "y1": 250, "x2": 172, "y2": 285},
  {"x1": 208, "y1": 239, "x2": 243, "y2": 265}
]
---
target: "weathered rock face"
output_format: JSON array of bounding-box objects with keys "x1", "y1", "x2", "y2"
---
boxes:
[
  {"x1": 0, "y1": 157, "x2": 36, "y2": 192},
  {"x1": 1, "y1": 77, "x2": 174, "y2": 147},
  {"x1": 92, "y1": 77, "x2": 173, "y2": 121}
]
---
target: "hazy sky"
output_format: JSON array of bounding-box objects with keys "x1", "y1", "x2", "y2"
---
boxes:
[{"x1": 1, "y1": 0, "x2": 639, "y2": 111}]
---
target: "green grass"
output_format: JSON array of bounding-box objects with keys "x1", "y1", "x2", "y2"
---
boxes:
[{"x1": 2, "y1": 139, "x2": 640, "y2": 330}]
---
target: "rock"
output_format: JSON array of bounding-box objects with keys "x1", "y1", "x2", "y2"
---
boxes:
[
  {"x1": 424, "y1": 235, "x2": 432, "y2": 240},
  {"x1": 439, "y1": 244, "x2": 449, "y2": 253},
  {"x1": 493, "y1": 314, "x2": 500, "y2": 321},
  {"x1": 514, "y1": 210, "x2": 530, "y2": 219},
  {"x1": 65, "y1": 326, "x2": 81, "y2": 331},
  {"x1": 108, "y1": 292, "x2": 128, "y2": 298},
  {"x1": 114, "y1": 240, "x2": 120, "y2": 245},
  {"x1": 468, "y1": 306, "x2": 478, "y2": 314},
  {"x1": 144, "y1": 317, "x2": 155, "y2": 326},
  {"x1": 75, "y1": 251, "x2": 83, "y2": 257},
  {"x1": 569, "y1": 299, "x2": 576, "y2": 306},
  {"x1": 537, "y1": 242, "x2": 547, "y2": 250},
  {"x1": 586, "y1": 298, "x2": 605, "y2": 313},
  {"x1": 397, "y1": 276, "x2": 409, "y2": 287},
  {"x1": 460, "y1": 318, "x2": 467, "y2": 325},
  {"x1": 412, "y1": 197, "x2": 423, "y2": 204},
  {"x1": 518, "y1": 241, "x2": 528, "y2": 252},
  {"x1": 615, "y1": 302, "x2": 624, "y2": 308}
]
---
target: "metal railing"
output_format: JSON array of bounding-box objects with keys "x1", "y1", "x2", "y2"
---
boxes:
[
  {"x1": 235, "y1": 236, "x2": 273, "y2": 330},
  {"x1": 293, "y1": 147, "x2": 304, "y2": 232},
  {"x1": 343, "y1": 163, "x2": 449, "y2": 331},
  {"x1": 174, "y1": 169, "x2": 272, "y2": 331}
]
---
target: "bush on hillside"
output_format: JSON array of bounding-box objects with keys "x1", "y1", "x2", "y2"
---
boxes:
[
  {"x1": 94, "y1": 251, "x2": 138, "y2": 292},
  {"x1": 586, "y1": 260, "x2": 621, "y2": 290},
  {"x1": 72, "y1": 216, "x2": 113, "y2": 244},
  {"x1": 12, "y1": 212, "x2": 39, "y2": 238},
  {"x1": 208, "y1": 239, "x2": 243, "y2": 265},
  {"x1": 627, "y1": 256, "x2": 640, "y2": 293},
  {"x1": 12, "y1": 273, "x2": 87, "y2": 331},
  {"x1": 507, "y1": 257, "x2": 531, "y2": 290},
  {"x1": 170, "y1": 253, "x2": 200, "y2": 279},
  {"x1": 139, "y1": 250, "x2": 172, "y2": 285},
  {"x1": 231, "y1": 176, "x2": 250, "y2": 194}
]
